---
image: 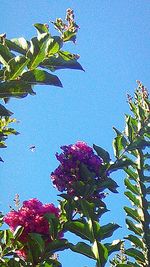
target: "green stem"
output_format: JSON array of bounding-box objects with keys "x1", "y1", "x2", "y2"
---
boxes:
[
  {"x1": 88, "y1": 218, "x2": 107, "y2": 267},
  {"x1": 136, "y1": 149, "x2": 150, "y2": 267}
]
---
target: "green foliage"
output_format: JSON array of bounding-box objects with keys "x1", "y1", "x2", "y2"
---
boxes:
[
  {"x1": 0, "y1": 10, "x2": 82, "y2": 100},
  {"x1": 1, "y1": 7, "x2": 149, "y2": 267},
  {"x1": 112, "y1": 81, "x2": 150, "y2": 267},
  {"x1": 0, "y1": 116, "x2": 18, "y2": 161},
  {"x1": 0, "y1": 9, "x2": 83, "y2": 161},
  {"x1": 60, "y1": 175, "x2": 121, "y2": 267}
]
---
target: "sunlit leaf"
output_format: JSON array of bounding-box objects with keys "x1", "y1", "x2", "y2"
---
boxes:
[
  {"x1": 5, "y1": 56, "x2": 29, "y2": 80},
  {"x1": 13, "y1": 225, "x2": 24, "y2": 240},
  {"x1": 124, "y1": 191, "x2": 141, "y2": 207},
  {"x1": 27, "y1": 33, "x2": 50, "y2": 69},
  {"x1": 6, "y1": 37, "x2": 29, "y2": 55},
  {"x1": 125, "y1": 248, "x2": 145, "y2": 263},
  {"x1": 125, "y1": 115, "x2": 137, "y2": 142},
  {"x1": 126, "y1": 219, "x2": 142, "y2": 236},
  {"x1": 92, "y1": 241, "x2": 108, "y2": 265},
  {"x1": 124, "y1": 207, "x2": 142, "y2": 223},
  {"x1": 125, "y1": 235, "x2": 144, "y2": 249},
  {"x1": 0, "y1": 43, "x2": 13, "y2": 67},
  {"x1": 46, "y1": 36, "x2": 63, "y2": 55},
  {"x1": 21, "y1": 69, "x2": 62, "y2": 87},
  {"x1": 34, "y1": 23, "x2": 49, "y2": 35},
  {"x1": 124, "y1": 178, "x2": 140, "y2": 195},
  {"x1": 64, "y1": 220, "x2": 94, "y2": 242},
  {"x1": 124, "y1": 168, "x2": 138, "y2": 181}
]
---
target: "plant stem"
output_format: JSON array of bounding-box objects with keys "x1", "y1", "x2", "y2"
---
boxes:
[
  {"x1": 136, "y1": 149, "x2": 150, "y2": 267},
  {"x1": 89, "y1": 218, "x2": 106, "y2": 267}
]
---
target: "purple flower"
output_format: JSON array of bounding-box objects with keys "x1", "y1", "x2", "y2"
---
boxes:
[{"x1": 51, "y1": 141, "x2": 103, "y2": 197}]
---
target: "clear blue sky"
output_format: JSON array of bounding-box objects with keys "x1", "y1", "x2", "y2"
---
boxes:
[{"x1": 1, "y1": 1, "x2": 150, "y2": 266}]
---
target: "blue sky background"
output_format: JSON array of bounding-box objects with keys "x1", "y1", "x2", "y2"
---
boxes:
[{"x1": 0, "y1": 1, "x2": 150, "y2": 266}]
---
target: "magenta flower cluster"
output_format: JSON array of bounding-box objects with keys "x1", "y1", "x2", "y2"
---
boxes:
[
  {"x1": 4, "y1": 198, "x2": 60, "y2": 242},
  {"x1": 51, "y1": 141, "x2": 102, "y2": 194}
]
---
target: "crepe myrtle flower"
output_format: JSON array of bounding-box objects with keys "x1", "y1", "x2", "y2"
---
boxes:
[
  {"x1": 4, "y1": 198, "x2": 62, "y2": 259},
  {"x1": 51, "y1": 141, "x2": 105, "y2": 198}
]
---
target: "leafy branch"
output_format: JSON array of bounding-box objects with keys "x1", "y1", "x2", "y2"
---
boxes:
[
  {"x1": 112, "y1": 81, "x2": 150, "y2": 267},
  {"x1": 0, "y1": 9, "x2": 83, "y2": 161}
]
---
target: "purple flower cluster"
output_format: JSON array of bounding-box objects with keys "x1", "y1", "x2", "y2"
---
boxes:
[{"x1": 51, "y1": 141, "x2": 103, "y2": 194}]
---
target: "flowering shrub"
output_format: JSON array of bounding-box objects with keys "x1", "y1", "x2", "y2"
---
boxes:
[
  {"x1": 51, "y1": 141, "x2": 103, "y2": 197},
  {"x1": 4, "y1": 198, "x2": 60, "y2": 243}
]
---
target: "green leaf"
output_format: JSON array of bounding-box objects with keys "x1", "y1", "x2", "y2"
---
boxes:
[
  {"x1": 0, "y1": 43, "x2": 13, "y2": 67},
  {"x1": 92, "y1": 241, "x2": 108, "y2": 266},
  {"x1": 34, "y1": 23, "x2": 49, "y2": 35},
  {"x1": 99, "y1": 223, "x2": 120, "y2": 240},
  {"x1": 124, "y1": 178, "x2": 140, "y2": 195},
  {"x1": 144, "y1": 164, "x2": 150, "y2": 171},
  {"x1": 136, "y1": 105, "x2": 145, "y2": 120},
  {"x1": 6, "y1": 37, "x2": 29, "y2": 55},
  {"x1": 0, "y1": 141, "x2": 7, "y2": 148},
  {"x1": 109, "y1": 157, "x2": 134, "y2": 171},
  {"x1": 146, "y1": 186, "x2": 150, "y2": 194},
  {"x1": 116, "y1": 265, "x2": 134, "y2": 267},
  {"x1": 124, "y1": 191, "x2": 141, "y2": 207},
  {"x1": 125, "y1": 262, "x2": 141, "y2": 267},
  {"x1": 93, "y1": 144, "x2": 111, "y2": 163},
  {"x1": 46, "y1": 36, "x2": 63, "y2": 55},
  {"x1": 40, "y1": 259, "x2": 62, "y2": 267},
  {"x1": 62, "y1": 30, "x2": 76, "y2": 42},
  {"x1": 0, "y1": 80, "x2": 35, "y2": 98},
  {"x1": 45, "y1": 239, "x2": 69, "y2": 253},
  {"x1": 27, "y1": 33, "x2": 50, "y2": 69},
  {"x1": 124, "y1": 207, "x2": 142, "y2": 223},
  {"x1": 125, "y1": 235, "x2": 144, "y2": 249},
  {"x1": 125, "y1": 248, "x2": 145, "y2": 263},
  {"x1": 124, "y1": 168, "x2": 138, "y2": 181},
  {"x1": 68, "y1": 242, "x2": 95, "y2": 259},
  {"x1": 40, "y1": 55, "x2": 84, "y2": 71},
  {"x1": 7, "y1": 258, "x2": 21, "y2": 267},
  {"x1": 29, "y1": 233, "x2": 45, "y2": 253},
  {"x1": 64, "y1": 220, "x2": 94, "y2": 242},
  {"x1": 21, "y1": 69, "x2": 62, "y2": 87},
  {"x1": 144, "y1": 127, "x2": 150, "y2": 139},
  {"x1": 0, "y1": 69, "x2": 4, "y2": 81},
  {"x1": 0, "y1": 104, "x2": 13, "y2": 116},
  {"x1": 126, "y1": 219, "x2": 142, "y2": 236},
  {"x1": 129, "y1": 101, "x2": 137, "y2": 115},
  {"x1": 0, "y1": 157, "x2": 4, "y2": 162},
  {"x1": 125, "y1": 115, "x2": 137, "y2": 142},
  {"x1": 79, "y1": 199, "x2": 96, "y2": 219},
  {"x1": 3, "y1": 229, "x2": 13, "y2": 245},
  {"x1": 143, "y1": 176, "x2": 150, "y2": 183},
  {"x1": 105, "y1": 240, "x2": 123, "y2": 256},
  {"x1": 113, "y1": 127, "x2": 128, "y2": 147},
  {"x1": 113, "y1": 135, "x2": 126, "y2": 158},
  {"x1": 13, "y1": 225, "x2": 24, "y2": 239},
  {"x1": 97, "y1": 177, "x2": 119, "y2": 193},
  {"x1": 5, "y1": 56, "x2": 29, "y2": 80},
  {"x1": 127, "y1": 138, "x2": 150, "y2": 151},
  {"x1": 44, "y1": 213, "x2": 59, "y2": 240}
]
